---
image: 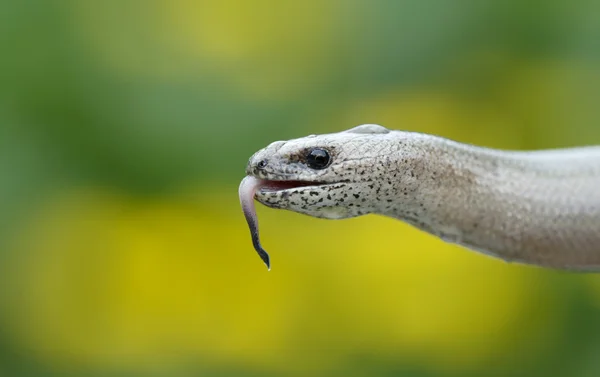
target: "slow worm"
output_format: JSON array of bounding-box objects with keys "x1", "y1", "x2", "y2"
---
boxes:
[{"x1": 240, "y1": 124, "x2": 600, "y2": 271}]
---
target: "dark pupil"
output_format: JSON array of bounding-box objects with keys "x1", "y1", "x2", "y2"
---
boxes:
[{"x1": 306, "y1": 148, "x2": 330, "y2": 169}]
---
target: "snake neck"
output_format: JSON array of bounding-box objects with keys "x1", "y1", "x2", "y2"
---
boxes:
[
  {"x1": 369, "y1": 134, "x2": 482, "y2": 242},
  {"x1": 373, "y1": 132, "x2": 600, "y2": 269}
]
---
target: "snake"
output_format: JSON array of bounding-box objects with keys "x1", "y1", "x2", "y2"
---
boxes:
[{"x1": 239, "y1": 124, "x2": 600, "y2": 271}]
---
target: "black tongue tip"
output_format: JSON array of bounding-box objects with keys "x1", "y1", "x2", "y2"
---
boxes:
[
  {"x1": 252, "y1": 232, "x2": 271, "y2": 271},
  {"x1": 257, "y1": 248, "x2": 271, "y2": 271}
]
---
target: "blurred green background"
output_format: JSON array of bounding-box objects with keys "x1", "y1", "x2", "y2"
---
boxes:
[{"x1": 2, "y1": 1, "x2": 600, "y2": 376}]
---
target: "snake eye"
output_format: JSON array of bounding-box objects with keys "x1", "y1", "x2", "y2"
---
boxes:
[{"x1": 306, "y1": 148, "x2": 330, "y2": 170}]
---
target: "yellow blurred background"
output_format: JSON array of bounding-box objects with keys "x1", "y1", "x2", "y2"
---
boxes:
[{"x1": 2, "y1": 1, "x2": 600, "y2": 376}]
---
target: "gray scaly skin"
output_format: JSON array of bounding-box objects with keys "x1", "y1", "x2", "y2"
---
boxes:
[{"x1": 243, "y1": 124, "x2": 600, "y2": 271}]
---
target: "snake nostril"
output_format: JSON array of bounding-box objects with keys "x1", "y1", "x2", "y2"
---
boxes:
[{"x1": 257, "y1": 160, "x2": 268, "y2": 169}]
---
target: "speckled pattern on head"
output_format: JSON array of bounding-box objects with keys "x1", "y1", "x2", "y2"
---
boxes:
[{"x1": 241, "y1": 124, "x2": 600, "y2": 271}]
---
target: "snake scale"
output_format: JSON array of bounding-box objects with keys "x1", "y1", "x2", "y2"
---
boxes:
[{"x1": 239, "y1": 124, "x2": 600, "y2": 271}]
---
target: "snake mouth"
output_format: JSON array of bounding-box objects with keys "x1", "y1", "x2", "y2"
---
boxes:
[{"x1": 257, "y1": 179, "x2": 328, "y2": 193}]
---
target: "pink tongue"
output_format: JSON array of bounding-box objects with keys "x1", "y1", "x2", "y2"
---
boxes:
[{"x1": 239, "y1": 176, "x2": 271, "y2": 270}]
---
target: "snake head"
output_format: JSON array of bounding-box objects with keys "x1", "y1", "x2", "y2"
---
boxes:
[{"x1": 244, "y1": 124, "x2": 404, "y2": 219}]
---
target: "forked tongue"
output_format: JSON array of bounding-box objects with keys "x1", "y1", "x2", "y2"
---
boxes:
[{"x1": 239, "y1": 176, "x2": 271, "y2": 270}]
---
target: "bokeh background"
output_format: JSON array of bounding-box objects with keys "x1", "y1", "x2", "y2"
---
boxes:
[{"x1": 2, "y1": 1, "x2": 600, "y2": 376}]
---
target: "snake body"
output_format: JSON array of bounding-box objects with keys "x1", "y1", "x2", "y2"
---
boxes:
[{"x1": 240, "y1": 124, "x2": 600, "y2": 270}]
